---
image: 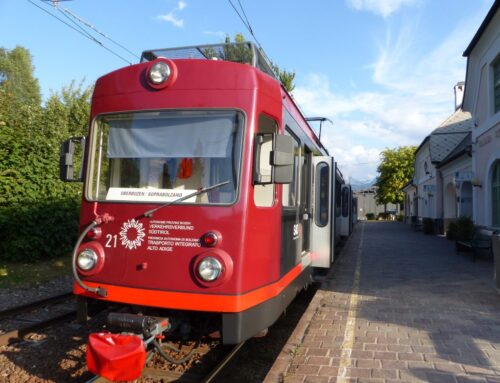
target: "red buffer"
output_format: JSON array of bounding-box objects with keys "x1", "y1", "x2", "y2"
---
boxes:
[{"x1": 87, "y1": 333, "x2": 146, "y2": 382}]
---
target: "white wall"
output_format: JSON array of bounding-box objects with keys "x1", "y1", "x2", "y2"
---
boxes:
[{"x1": 463, "y1": 9, "x2": 500, "y2": 227}]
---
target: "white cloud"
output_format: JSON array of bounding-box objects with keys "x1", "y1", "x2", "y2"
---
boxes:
[
  {"x1": 347, "y1": 0, "x2": 419, "y2": 18},
  {"x1": 292, "y1": 7, "x2": 486, "y2": 182},
  {"x1": 203, "y1": 30, "x2": 226, "y2": 39},
  {"x1": 334, "y1": 145, "x2": 381, "y2": 182},
  {"x1": 178, "y1": 0, "x2": 187, "y2": 10},
  {"x1": 157, "y1": 1, "x2": 187, "y2": 28}
]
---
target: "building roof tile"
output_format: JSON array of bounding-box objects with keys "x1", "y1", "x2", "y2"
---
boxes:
[{"x1": 429, "y1": 109, "x2": 473, "y2": 163}]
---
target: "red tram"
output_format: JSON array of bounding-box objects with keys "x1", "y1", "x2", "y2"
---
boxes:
[{"x1": 60, "y1": 42, "x2": 351, "y2": 379}]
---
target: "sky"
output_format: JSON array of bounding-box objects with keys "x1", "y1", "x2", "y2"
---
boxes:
[{"x1": 0, "y1": 0, "x2": 495, "y2": 183}]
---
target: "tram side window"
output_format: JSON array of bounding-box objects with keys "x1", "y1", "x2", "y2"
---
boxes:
[
  {"x1": 282, "y1": 128, "x2": 299, "y2": 207},
  {"x1": 335, "y1": 179, "x2": 341, "y2": 217},
  {"x1": 315, "y1": 162, "x2": 329, "y2": 227},
  {"x1": 254, "y1": 115, "x2": 277, "y2": 207},
  {"x1": 341, "y1": 187, "x2": 349, "y2": 217}
]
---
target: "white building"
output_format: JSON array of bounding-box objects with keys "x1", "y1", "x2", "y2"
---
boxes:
[
  {"x1": 354, "y1": 187, "x2": 399, "y2": 220},
  {"x1": 405, "y1": 102, "x2": 473, "y2": 233},
  {"x1": 462, "y1": 0, "x2": 500, "y2": 229}
]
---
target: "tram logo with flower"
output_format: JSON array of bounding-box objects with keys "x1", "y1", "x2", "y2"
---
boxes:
[{"x1": 119, "y1": 219, "x2": 146, "y2": 250}]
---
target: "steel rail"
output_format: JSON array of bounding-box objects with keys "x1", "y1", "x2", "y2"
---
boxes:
[
  {"x1": 87, "y1": 341, "x2": 245, "y2": 383},
  {"x1": 0, "y1": 309, "x2": 76, "y2": 346},
  {"x1": 201, "y1": 341, "x2": 246, "y2": 383},
  {"x1": 0, "y1": 291, "x2": 73, "y2": 320}
]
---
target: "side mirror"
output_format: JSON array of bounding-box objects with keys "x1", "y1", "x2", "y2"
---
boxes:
[
  {"x1": 60, "y1": 137, "x2": 86, "y2": 182},
  {"x1": 271, "y1": 134, "x2": 294, "y2": 184},
  {"x1": 253, "y1": 133, "x2": 294, "y2": 185}
]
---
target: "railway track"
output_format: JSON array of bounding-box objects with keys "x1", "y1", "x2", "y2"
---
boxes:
[
  {"x1": 0, "y1": 292, "x2": 75, "y2": 346},
  {"x1": 87, "y1": 341, "x2": 246, "y2": 383}
]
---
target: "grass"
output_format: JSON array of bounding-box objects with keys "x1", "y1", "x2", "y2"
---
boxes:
[{"x1": 0, "y1": 255, "x2": 72, "y2": 288}]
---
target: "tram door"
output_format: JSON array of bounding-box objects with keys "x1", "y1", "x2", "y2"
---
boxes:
[
  {"x1": 311, "y1": 157, "x2": 334, "y2": 268},
  {"x1": 301, "y1": 148, "x2": 312, "y2": 253}
]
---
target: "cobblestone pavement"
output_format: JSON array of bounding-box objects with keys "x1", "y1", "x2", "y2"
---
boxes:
[{"x1": 264, "y1": 221, "x2": 500, "y2": 383}]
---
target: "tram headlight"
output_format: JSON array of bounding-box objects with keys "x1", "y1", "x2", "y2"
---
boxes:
[
  {"x1": 77, "y1": 249, "x2": 98, "y2": 271},
  {"x1": 197, "y1": 257, "x2": 223, "y2": 282},
  {"x1": 148, "y1": 61, "x2": 171, "y2": 85}
]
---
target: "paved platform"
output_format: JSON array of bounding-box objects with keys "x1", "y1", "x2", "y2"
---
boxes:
[{"x1": 264, "y1": 221, "x2": 500, "y2": 383}]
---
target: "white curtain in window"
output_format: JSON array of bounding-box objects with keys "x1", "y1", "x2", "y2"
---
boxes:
[{"x1": 107, "y1": 115, "x2": 235, "y2": 159}]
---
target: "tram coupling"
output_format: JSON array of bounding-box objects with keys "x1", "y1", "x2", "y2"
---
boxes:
[{"x1": 86, "y1": 313, "x2": 170, "y2": 382}]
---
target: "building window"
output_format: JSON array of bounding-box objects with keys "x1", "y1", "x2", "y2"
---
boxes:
[
  {"x1": 494, "y1": 60, "x2": 500, "y2": 114},
  {"x1": 493, "y1": 160, "x2": 500, "y2": 227}
]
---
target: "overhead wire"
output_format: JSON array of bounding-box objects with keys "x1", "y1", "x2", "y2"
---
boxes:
[
  {"x1": 227, "y1": 0, "x2": 250, "y2": 32},
  {"x1": 56, "y1": 5, "x2": 96, "y2": 41},
  {"x1": 26, "y1": 0, "x2": 133, "y2": 65},
  {"x1": 236, "y1": 0, "x2": 253, "y2": 35},
  {"x1": 61, "y1": 7, "x2": 140, "y2": 60},
  {"x1": 227, "y1": 0, "x2": 264, "y2": 51}
]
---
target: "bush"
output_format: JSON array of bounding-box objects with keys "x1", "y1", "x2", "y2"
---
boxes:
[
  {"x1": 447, "y1": 221, "x2": 458, "y2": 240},
  {"x1": 396, "y1": 214, "x2": 404, "y2": 222},
  {"x1": 377, "y1": 212, "x2": 389, "y2": 220},
  {"x1": 423, "y1": 218, "x2": 434, "y2": 234},
  {"x1": 455, "y1": 216, "x2": 474, "y2": 241},
  {"x1": 366, "y1": 213, "x2": 375, "y2": 220},
  {"x1": 0, "y1": 199, "x2": 80, "y2": 262},
  {"x1": 0, "y1": 72, "x2": 90, "y2": 263}
]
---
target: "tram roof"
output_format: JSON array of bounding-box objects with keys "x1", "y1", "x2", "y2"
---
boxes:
[
  {"x1": 141, "y1": 42, "x2": 278, "y2": 81},
  {"x1": 141, "y1": 42, "x2": 331, "y2": 153}
]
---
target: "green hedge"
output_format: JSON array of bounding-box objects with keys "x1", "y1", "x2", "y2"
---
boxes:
[
  {"x1": 0, "y1": 70, "x2": 90, "y2": 262},
  {"x1": 0, "y1": 199, "x2": 80, "y2": 262}
]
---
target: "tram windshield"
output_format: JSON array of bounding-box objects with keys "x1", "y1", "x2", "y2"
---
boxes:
[{"x1": 87, "y1": 110, "x2": 244, "y2": 205}]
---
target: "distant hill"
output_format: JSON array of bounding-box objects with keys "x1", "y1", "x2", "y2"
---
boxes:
[{"x1": 350, "y1": 177, "x2": 377, "y2": 192}]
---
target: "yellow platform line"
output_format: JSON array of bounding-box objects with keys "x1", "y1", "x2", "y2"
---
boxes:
[{"x1": 336, "y1": 223, "x2": 364, "y2": 382}]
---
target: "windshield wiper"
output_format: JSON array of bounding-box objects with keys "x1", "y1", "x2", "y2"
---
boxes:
[{"x1": 143, "y1": 180, "x2": 230, "y2": 218}]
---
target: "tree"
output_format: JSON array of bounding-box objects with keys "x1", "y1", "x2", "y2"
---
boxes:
[
  {"x1": 375, "y1": 146, "x2": 416, "y2": 207},
  {"x1": 0, "y1": 46, "x2": 41, "y2": 122},
  {"x1": 271, "y1": 62, "x2": 296, "y2": 93},
  {"x1": 0, "y1": 45, "x2": 92, "y2": 261},
  {"x1": 223, "y1": 33, "x2": 253, "y2": 64},
  {"x1": 204, "y1": 33, "x2": 296, "y2": 93},
  {"x1": 202, "y1": 33, "x2": 253, "y2": 65}
]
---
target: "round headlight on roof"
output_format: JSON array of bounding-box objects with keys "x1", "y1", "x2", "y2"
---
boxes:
[{"x1": 148, "y1": 61, "x2": 171, "y2": 85}]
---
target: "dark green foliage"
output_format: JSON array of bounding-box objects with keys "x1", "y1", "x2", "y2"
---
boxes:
[
  {"x1": 0, "y1": 47, "x2": 91, "y2": 262},
  {"x1": 366, "y1": 213, "x2": 375, "y2": 220},
  {"x1": 423, "y1": 218, "x2": 434, "y2": 234},
  {"x1": 205, "y1": 33, "x2": 296, "y2": 93},
  {"x1": 377, "y1": 212, "x2": 389, "y2": 220},
  {"x1": 202, "y1": 33, "x2": 253, "y2": 64},
  {"x1": 455, "y1": 216, "x2": 474, "y2": 241},
  {"x1": 223, "y1": 33, "x2": 253, "y2": 64},
  {"x1": 375, "y1": 146, "x2": 416, "y2": 206},
  {"x1": 447, "y1": 221, "x2": 458, "y2": 240},
  {"x1": 446, "y1": 217, "x2": 473, "y2": 241},
  {"x1": 271, "y1": 62, "x2": 296, "y2": 93},
  {"x1": 0, "y1": 199, "x2": 80, "y2": 261},
  {"x1": 0, "y1": 46, "x2": 41, "y2": 121}
]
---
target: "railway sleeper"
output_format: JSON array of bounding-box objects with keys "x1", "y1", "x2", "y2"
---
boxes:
[
  {"x1": 87, "y1": 312, "x2": 206, "y2": 382},
  {"x1": 87, "y1": 312, "x2": 171, "y2": 382}
]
